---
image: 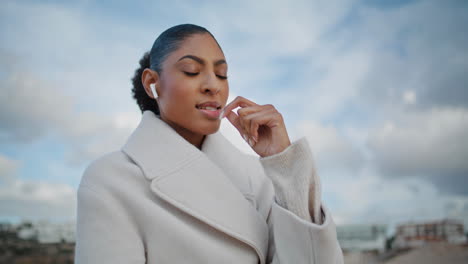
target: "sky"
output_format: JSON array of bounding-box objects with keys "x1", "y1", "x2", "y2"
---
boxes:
[{"x1": 1, "y1": 0, "x2": 467, "y2": 234}]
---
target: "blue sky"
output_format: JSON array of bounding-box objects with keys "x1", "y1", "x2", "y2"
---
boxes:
[{"x1": 1, "y1": 0, "x2": 467, "y2": 232}]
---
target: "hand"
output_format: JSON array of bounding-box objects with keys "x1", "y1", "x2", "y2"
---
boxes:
[{"x1": 223, "y1": 96, "x2": 291, "y2": 157}]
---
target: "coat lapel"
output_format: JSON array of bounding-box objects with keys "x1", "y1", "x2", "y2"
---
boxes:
[{"x1": 122, "y1": 111, "x2": 269, "y2": 264}]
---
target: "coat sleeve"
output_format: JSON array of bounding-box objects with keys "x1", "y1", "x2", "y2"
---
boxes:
[
  {"x1": 74, "y1": 183, "x2": 146, "y2": 264},
  {"x1": 254, "y1": 138, "x2": 344, "y2": 264}
]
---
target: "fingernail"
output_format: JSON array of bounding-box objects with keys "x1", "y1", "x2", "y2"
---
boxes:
[
  {"x1": 248, "y1": 138, "x2": 254, "y2": 147},
  {"x1": 218, "y1": 109, "x2": 225, "y2": 120},
  {"x1": 221, "y1": 108, "x2": 226, "y2": 118},
  {"x1": 243, "y1": 134, "x2": 248, "y2": 142}
]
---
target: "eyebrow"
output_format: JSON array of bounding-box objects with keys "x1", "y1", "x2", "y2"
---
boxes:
[{"x1": 177, "y1": 54, "x2": 226, "y2": 66}]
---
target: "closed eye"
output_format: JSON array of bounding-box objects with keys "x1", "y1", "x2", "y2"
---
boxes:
[
  {"x1": 184, "y1": 72, "x2": 199, "y2": 76},
  {"x1": 184, "y1": 71, "x2": 227, "y2": 80}
]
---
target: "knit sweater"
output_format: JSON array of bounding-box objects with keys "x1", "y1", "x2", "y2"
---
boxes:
[{"x1": 260, "y1": 138, "x2": 323, "y2": 224}]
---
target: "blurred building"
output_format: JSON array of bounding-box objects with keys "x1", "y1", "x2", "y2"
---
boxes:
[
  {"x1": 393, "y1": 219, "x2": 466, "y2": 249},
  {"x1": 337, "y1": 224, "x2": 387, "y2": 253},
  {"x1": 0, "y1": 221, "x2": 75, "y2": 263},
  {"x1": 14, "y1": 220, "x2": 75, "y2": 243},
  {"x1": 35, "y1": 221, "x2": 75, "y2": 243}
]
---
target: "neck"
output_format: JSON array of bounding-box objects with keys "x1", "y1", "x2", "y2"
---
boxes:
[
  {"x1": 160, "y1": 115, "x2": 205, "y2": 149},
  {"x1": 175, "y1": 127, "x2": 205, "y2": 150}
]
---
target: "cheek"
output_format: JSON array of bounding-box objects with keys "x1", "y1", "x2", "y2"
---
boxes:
[{"x1": 160, "y1": 81, "x2": 196, "y2": 112}]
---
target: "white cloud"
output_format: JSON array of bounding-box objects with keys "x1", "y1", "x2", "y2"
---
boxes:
[
  {"x1": 0, "y1": 70, "x2": 74, "y2": 143},
  {"x1": 368, "y1": 107, "x2": 468, "y2": 195},
  {"x1": 368, "y1": 107, "x2": 468, "y2": 174},
  {"x1": 0, "y1": 62, "x2": 141, "y2": 166},
  {"x1": 303, "y1": 50, "x2": 372, "y2": 120},
  {"x1": 63, "y1": 110, "x2": 141, "y2": 166},
  {"x1": 0, "y1": 155, "x2": 18, "y2": 185},
  {"x1": 403, "y1": 90, "x2": 416, "y2": 104},
  {"x1": 0, "y1": 154, "x2": 76, "y2": 222},
  {"x1": 324, "y1": 165, "x2": 468, "y2": 231},
  {"x1": 296, "y1": 120, "x2": 364, "y2": 172},
  {"x1": 354, "y1": 0, "x2": 468, "y2": 110}
]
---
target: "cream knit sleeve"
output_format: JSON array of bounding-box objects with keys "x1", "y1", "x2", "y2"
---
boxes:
[{"x1": 259, "y1": 137, "x2": 323, "y2": 224}]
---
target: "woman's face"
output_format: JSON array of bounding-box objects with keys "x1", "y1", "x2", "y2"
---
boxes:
[{"x1": 156, "y1": 33, "x2": 229, "y2": 139}]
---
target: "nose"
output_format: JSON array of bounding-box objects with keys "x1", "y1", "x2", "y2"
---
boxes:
[{"x1": 200, "y1": 73, "x2": 221, "y2": 95}]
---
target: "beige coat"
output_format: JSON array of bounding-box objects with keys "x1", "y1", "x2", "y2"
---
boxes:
[{"x1": 74, "y1": 111, "x2": 343, "y2": 263}]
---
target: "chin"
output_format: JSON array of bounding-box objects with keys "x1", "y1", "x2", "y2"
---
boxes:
[{"x1": 195, "y1": 120, "x2": 221, "y2": 135}]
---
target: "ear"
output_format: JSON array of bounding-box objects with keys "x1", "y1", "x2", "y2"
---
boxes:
[{"x1": 142, "y1": 68, "x2": 160, "y2": 99}]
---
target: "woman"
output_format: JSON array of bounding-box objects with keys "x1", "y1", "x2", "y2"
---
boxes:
[{"x1": 75, "y1": 24, "x2": 343, "y2": 264}]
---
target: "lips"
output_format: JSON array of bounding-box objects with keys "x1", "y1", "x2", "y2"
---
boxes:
[
  {"x1": 196, "y1": 101, "x2": 223, "y2": 120},
  {"x1": 195, "y1": 101, "x2": 222, "y2": 110}
]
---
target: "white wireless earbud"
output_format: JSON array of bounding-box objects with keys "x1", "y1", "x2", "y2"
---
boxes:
[{"x1": 150, "y1": 83, "x2": 157, "y2": 99}]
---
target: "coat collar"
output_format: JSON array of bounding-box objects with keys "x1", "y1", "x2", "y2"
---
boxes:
[{"x1": 122, "y1": 111, "x2": 268, "y2": 264}]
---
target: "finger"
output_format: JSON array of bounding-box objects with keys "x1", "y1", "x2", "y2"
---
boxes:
[
  {"x1": 238, "y1": 105, "x2": 278, "y2": 141},
  {"x1": 223, "y1": 96, "x2": 258, "y2": 117},
  {"x1": 245, "y1": 108, "x2": 278, "y2": 141},
  {"x1": 248, "y1": 111, "x2": 270, "y2": 141},
  {"x1": 237, "y1": 105, "x2": 264, "y2": 117},
  {"x1": 227, "y1": 110, "x2": 255, "y2": 144},
  {"x1": 237, "y1": 105, "x2": 264, "y2": 140}
]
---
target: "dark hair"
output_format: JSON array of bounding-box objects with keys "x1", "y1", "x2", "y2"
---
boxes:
[{"x1": 131, "y1": 24, "x2": 222, "y2": 115}]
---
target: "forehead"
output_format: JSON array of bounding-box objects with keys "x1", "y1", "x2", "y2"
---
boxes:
[{"x1": 166, "y1": 33, "x2": 225, "y2": 63}]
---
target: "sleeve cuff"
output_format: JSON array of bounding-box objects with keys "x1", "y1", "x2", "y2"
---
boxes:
[
  {"x1": 270, "y1": 201, "x2": 343, "y2": 263},
  {"x1": 260, "y1": 137, "x2": 322, "y2": 224},
  {"x1": 259, "y1": 137, "x2": 313, "y2": 172}
]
